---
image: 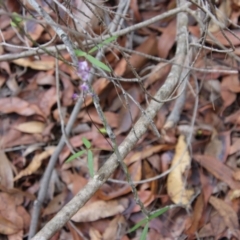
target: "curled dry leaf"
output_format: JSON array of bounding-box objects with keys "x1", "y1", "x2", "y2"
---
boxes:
[
  {"x1": 14, "y1": 147, "x2": 56, "y2": 181},
  {"x1": 167, "y1": 135, "x2": 194, "y2": 205},
  {"x1": 71, "y1": 198, "x2": 129, "y2": 222},
  {"x1": 14, "y1": 121, "x2": 45, "y2": 134}
]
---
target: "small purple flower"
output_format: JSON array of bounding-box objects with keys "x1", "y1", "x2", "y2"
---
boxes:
[
  {"x1": 77, "y1": 61, "x2": 90, "y2": 81},
  {"x1": 72, "y1": 93, "x2": 79, "y2": 100},
  {"x1": 80, "y1": 82, "x2": 89, "y2": 92}
]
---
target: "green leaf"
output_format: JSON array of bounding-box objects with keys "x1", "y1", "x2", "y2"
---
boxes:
[
  {"x1": 140, "y1": 222, "x2": 149, "y2": 240},
  {"x1": 88, "y1": 35, "x2": 118, "y2": 54},
  {"x1": 149, "y1": 206, "x2": 170, "y2": 221},
  {"x1": 85, "y1": 54, "x2": 111, "y2": 72},
  {"x1": 82, "y1": 137, "x2": 91, "y2": 149},
  {"x1": 128, "y1": 218, "x2": 148, "y2": 233},
  {"x1": 65, "y1": 150, "x2": 86, "y2": 163},
  {"x1": 75, "y1": 49, "x2": 87, "y2": 57},
  {"x1": 128, "y1": 206, "x2": 170, "y2": 233},
  {"x1": 10, "y1": 12, "x2": 23, "y2": 28},
  {"x1": 87, "y1": 150, "x2": 94, "y2": 177},
  {"x1": 99, "y1": 128, "x2": 107, "y2": 134}
]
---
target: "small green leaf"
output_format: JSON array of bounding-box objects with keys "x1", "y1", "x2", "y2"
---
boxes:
[
  {"x1": 149, "y1": 206, "x2": 170, "y2": 221},
  {"x1": 65, "y1": 150, "x2": 86, "y2": 163},
  {"x1": 75, "y1": 49, "x2": 87, "y2": 57},
  {"x1": 10, "y1": 13, "x2": 23, "y2": 28},
  {"x1": 87, "y1": 150, "x2": 94, "y2": 177},
  {"x1": 128, "y1": 206, "x2": 170, "y2": 234},
  {"x1": 10, "y1": 21, "x2": 17, "y2": 28},
  {"x1": 82, "y1": 137, "x2": 91, "y2": 149},
  {"x1": 128, "y1": 218, "x2": 148, "y2": 233},
  {"x1": 88, "y1": 35, "x2": 118, "y2": 54},
  {"x1": 12, "y1": 13, "x2": 23, "y2": 23},
  {"x1": 85, "y1": 54, "x2": 111, "y2": 72},
  {"x1": 99, "y1": 128, "x2": 107, "y2": 134},
  {"x1": 140, "y1": 222, "x2": 149, "y2": 240}
]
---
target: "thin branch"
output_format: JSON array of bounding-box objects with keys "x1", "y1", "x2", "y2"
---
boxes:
[{"x1": 31, "y1": 0, "x2": 189, "y2": 238}]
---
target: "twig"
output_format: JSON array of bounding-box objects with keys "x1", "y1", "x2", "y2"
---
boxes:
[{"x1": 31, "y1": 0, "x2": 189, "y2": 238}]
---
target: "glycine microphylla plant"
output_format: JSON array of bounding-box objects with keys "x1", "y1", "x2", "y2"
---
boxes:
[
  {"x1": 74, "y1": 35, "x2": 117, "y2": 73},
  {"x1": 128, "y1": 206, "x2": 170, "y2": 240},
  {"x1": 65, "y1": 137, "x2": 94, "y2": 177}
]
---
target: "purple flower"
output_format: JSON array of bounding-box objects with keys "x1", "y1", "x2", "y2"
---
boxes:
[
  {"x1": 80, "y1": 82, "x2": 89, "y2": 92},
  {"x1": 77, "y1": 61, "x2": 90, "y2": 81},
  {"x1": 72, "y1": 93, "x2": 79, "y2": 100}
]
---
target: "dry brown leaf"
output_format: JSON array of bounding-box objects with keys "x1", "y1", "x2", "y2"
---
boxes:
[
  {"x1": 230, "y1": 138, "x2": 240, "y2": 155},
  {"x1": 232, "y1": 169, "x2": 240, "y2": 181},
  {"x1": 186, "y1": 194, "x2": 204, "y2": 236},
  {"x1": 0, "y1": 151, "x2": 14, "y2": 188},
  {"x1": 42, "y1": 190, "x2": 68, "y2": 217},
  {"x1": 71, "y1": 198, "x2": 129, "y2": 222},
  {"x1": 132, "y1": 190, "x2": 155, "y2": 213},
  {"x1": 0, "y1": 192, "x2": 23, "y2": 235},
  {"x1": 89, "y1": 227, "x2": 102, "y2": 240},
  {"x1": 12, "y1": 57, "x2": 55, "y2": 70},
  {"x1": 229, "y1": 189, "x2": 240, "y2": 200},
  {"x1": 125, "y1": 144, "x2": 173, "y2": 165},
  {"x1": 102, "y1": 215, "x2": 127, "y2": 240},
  {"x1": 0, "y1": 215, "x2": 20, "y2": 235},
  {"x1": 0, "y1": 97, "x2": 44, "y2": 117},
  {"x1": 167, "y1": 135, "x2": 194, "y2": 205},
  {"x1": 97, "y1": 161, "x2": 141, "y2": 200},
  {"x1": 14, "y1": 147, "x2": 55, "y2": 181},
  {"x1": 194, "y1": 154, "x2": 240, "y2": 189},
  {"x1": 158, "y1": 19, "x2": 176, "y2": 58},
  {"x1": 208, "y1": 0, "x2": 231, "y2": 32},
  {"x1": 117, "y1": 87, "x2": 140, "y2": 134},
  {"x1": 14, "y1": 121, "x2": 45, "y2": 134},
  {"x1": 209, "y1": 196, "x2": 239, "y2": 233}
]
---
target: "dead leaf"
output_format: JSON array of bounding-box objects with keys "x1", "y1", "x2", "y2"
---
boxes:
[
  {"x1": 12, "y1": 56, "x2": 55, "y2": 70},
  {"x1": 194, "y1": 154, "x2": 240, "y2": 189},
  {"x1": 0, "y1": 97, "x2": 44, "y2": 117},
  {"x1": 89, "y1": 227, "x2": 102, "y2": 240},
  {"x1": 42, "y1": 189, "x2": 68, "y2": 216},
  {"x1": 0, "y1": 192, "x2": 23, "y2": 235},
  {"x1": 125, "y1": 144, "x2": 173, "y2": 165},
  {"x1": 14, "y1": 147, "x2": 55, "y2": 181},
  {"x1": 158, "y1": 19, "x2": 176, "y2": 58},
  {"x1": 0, "y1": 151, "x2": 14, "y2": 188},
  {"x1": 208, "y1": 0, "x2": 231, "y2": 32},
  {"x1": 132, "y1": 190, "x2": 155, "y2": 212},
  {"x1": 167, "y1": 135, "x2": 194, "y2": 205},
  {"x1": 102, "y1": 215, "x2": 127, "y2": 240},
  {"x1": 14, "y1": 121, "x2": 45, "y2": 134},
  {"x1": 117, "y1": 87, "x2": 140, "y2": 134},
  {"x1": 0, "y1": 215, "x2": 20, "y2": 235},
  {"x1": 209, "y1": 196, "x2": 239, "y2": 233},
  {"x1": 71, "y1": 198, "x2": 129, "y2": 222}
]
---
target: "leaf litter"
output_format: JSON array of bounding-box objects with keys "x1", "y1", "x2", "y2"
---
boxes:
[{"x1": 1, "y1": 0, "x2": 240, "y2": 239}]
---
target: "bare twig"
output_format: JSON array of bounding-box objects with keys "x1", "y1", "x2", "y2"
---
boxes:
[{"x1": 31, "y1": 0, "x2": 189, "y2": 238}]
